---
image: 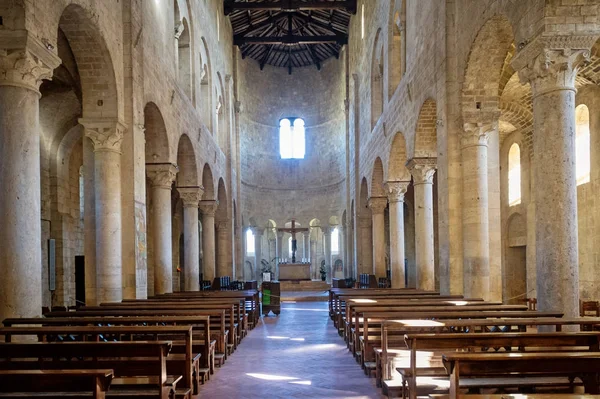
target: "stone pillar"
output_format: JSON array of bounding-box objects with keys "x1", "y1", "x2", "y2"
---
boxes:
[
  {"x1": 83, "y1": 138, "x2": 97, "y2": 305},
  {"x1": 252, "y1": 227, "x2": 264, "y2": 280},
  {"x1": 146, "y1": 163, "x2": 177, "y2": 295},
  {"x1": 408, "y1": 158, "x2": 437, "y2": 291},
  {"x1": 461, "y1": 122, "x2": 494, "y2": 300},
  {"x1": 178, "y1": 187, "x2": 203, "y2": 291},
  {"x1": 323, "y1": 227, "x2": 333, "y2": 283},
  {"x1": 386, "y1": 181, "x2": 410, "y2": 288},
  {"x1": 515, "y1": 45, "x2": 592, "y2": 317},
  {"x1": 276, "y1": 231, "x2": 284, "y2": 280},
  {"x1": 303, "y1": 231, "x2": 310, "y2": 261},
  {"x1": 199, "y1": 200, "x2": 218, "y2": 282},
  {"x1": 368, "y1": 197, "x2": 388, "y2": 278},
  {"x1": 216, "y1": 220, "x2": 230, "y2": 277},
  {"x1": 310, "y1": 229, "x2": 317, "y2": 279},
  {"x1": 358, "y1": 216, "x2": 373, "y2": 275},
  {"x1": 80, "y1": 118, "x2": 128, "y2": 303},
  {"x1": 339, "y1": 225, "x2": 347, "y2": 277},
  {"x1": 0, "y1": 41, "x2": 60, "y2": 320},
  {"x1": 348, "y1": 214, "x2": 355, "y2": 278}
]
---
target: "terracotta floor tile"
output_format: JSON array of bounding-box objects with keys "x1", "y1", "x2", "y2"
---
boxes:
[{"x1": 198, "y1": 302, "x2": 384, "y2": 399}]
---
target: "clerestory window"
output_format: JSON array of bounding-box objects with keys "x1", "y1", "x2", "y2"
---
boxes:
[{"x1": 279, "y1": 118, "x2": 305, "y2": 159}]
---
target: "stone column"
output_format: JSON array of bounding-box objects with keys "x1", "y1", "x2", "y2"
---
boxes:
[
  {"x1": 515, "y1": 45, "x2": 592, "y2": 317},
  {"x1": 199, "y1": 200, "x2": 218, "y2": 282},
  {"x1": 0, "y1": 41, "x2": 60, "y2": 320},
  {"x1": 303, "y1": 231, "x2": 310, "y2": 261},
  {"x1": 178, "y1": 187, "x2": 203, "y2": 291},
  {"x1": 252, "y1": 227, "x2": 264, "y2": 280},
  {"x1": 339, "y1": 224, "x2": 347, "y2": 277},
  {"x1": 216, "y1": 220, "x2": 230, "y2": 277},
  {"x1": 80, "y1": 118, "x2": 128, "y2": 303},
  {"x1": 368, "y1": 197, "x2": 388, "y2": 278},
  {"x1": 146, "y1": 164, "x2": 177, "y2": 295},
  {"x1": 386, "y1": 181, "x2": 410, "y2": 288},
  {"x1": 323, "y1": 227, "x2": 333, "y2": 283},
  {"x1": 408, "y1": 158, "x2": 437, "y2": 291},
  {"x1": 83, "y1": 138, "x2": 97, "y2": 305},
  {"x1": 358, "y1": 216, "x2": 373, "y2": 275},
  {"x1": 276, "y1": 231, "x2": 284, "y2": 280},
  {"x1": 310, "y1": 229, "x2": 317, "y2": 279},
  {"x1": 461, "y1": 122, "x2": 494, "y2": 300},
  {"x1": 348, "y1": 214, "x2": 355, "y2": 278}
]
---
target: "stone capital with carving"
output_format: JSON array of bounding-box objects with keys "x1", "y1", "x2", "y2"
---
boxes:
[
  {"x1": 174, "y1": 20, "x2": 185, "y2": 39},
  {"x1": 0, "y1": 31, "x2": 61, "y2": 93},
  {"x1": 407, "y1": 158, "x2": 437, "y2": 185},
  {"x1": 322, "y1": 226, "x2": 333, "y2": 236},
  {"x1": 368, "y1": 197, "x2": 388, "y2": 214},
  {"x1": 276, "y1": 230, "x2": 284, "y2": 240},
  {"x1": 80, "y1": 118, "x2": 128, "y2": 154},
  {"x1": 146, "y1": 163, "x2": 178, "y2": 189},
  {"x1": 177, "y1": 186, "x2": 204, "y2": 208},
  {"x1": 385, "y1": 181, "x2": 410, "y2": 203},
  {"x1": 461, "y1": 121, "x2": 497, "y2": 148},
  {"x1": 216, "y1": 219, "x2": 230, "y2": 232},
  {"x1": 250, "y1": 226, "x2": 264, "y2": 237},
  {"x1": 199, "y1": 200, "x2": 219, "y2": 217}
]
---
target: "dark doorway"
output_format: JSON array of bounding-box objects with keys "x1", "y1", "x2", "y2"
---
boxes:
[{"x1": 75, "y1": 256, "x2": 85, "y2": 306}]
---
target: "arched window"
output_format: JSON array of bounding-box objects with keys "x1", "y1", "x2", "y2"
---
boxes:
[
  {"x1": 288, "y1": 236, "x2": 293, "y2": 256},
  {"x1": 361, "y1": 3, "x2": 365, "y2": 39},
  {"x1": 508, "y1": 143, "x2": 521, "y2": 206},
  {"x1": 371, "y1": 31, "x2": 384, "y2": 130},
  {"x1": 331, "y1": 227, "x2": 339, "y2": 254},
  {"x1": 246, "y1": 229, "x2": 255, "y2": 255},
  {"x1": 576, "y1": 104, "x2": 591, "y2": 186},
  {"x1": 279, "y1": 118, "x2": 305, "y2": 159}
]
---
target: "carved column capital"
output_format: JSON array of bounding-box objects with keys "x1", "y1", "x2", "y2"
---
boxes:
[
  {"x1": 407, "y1": 158, "x2": 437, "y2": 185},
  {"x1": 368, "y1": 197, "x2": 388, "y2": 214},
  {"x1": 250, "y1": 226, "x2": 264, "y2": 237},
  {"x1": 322, "y1": 226, "x2": 333, "y2": 236},
  {"x1": 199, "y1": 200, "x2": 219, "y2": 217},
  {"x1": 146, "y1": 163, "x2": 178, "y2": 189},
  {"x1": 461, "y1": 121, "x2": 497, "y2": 148},
  {"x1": 385, "y1": 181, "x2": 410, "y2": 203},
  {"x1": 216, "y1": 219, "x2": 230, "y2": 232},
  {"x1": 0, "y1": 32, "x2": 61, "y2": 93},
  {"x1": 80, "y1": 118, "x2": 128, "y2": 154},
  {"x1": 177, "y1": 186, "x2": 204, "y2": 208}
]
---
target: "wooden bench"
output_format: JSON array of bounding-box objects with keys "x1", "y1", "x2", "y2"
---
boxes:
[
  {"x1": 0, "y1": 325, "x2": 201, "y2": 395},
  {"x1": 0, "y1": 341, "x2": 183, "y2": 399},
  {"x1": 399, "y1": 332, "x2": 600, "y2": 399},
  {"x1": 0, "y1": 369, "x2": 113, "y2": 399},
  {"x1": 442, "y1": 352, "x2": 600, "y2": 399},
  {"x1": 2, "y1": 316, "x2": 213, "y2": 378}
]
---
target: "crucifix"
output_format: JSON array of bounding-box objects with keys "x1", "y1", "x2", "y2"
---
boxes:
[{"x1": 277, "y1": 219, "x2": 309, "y2": 263}]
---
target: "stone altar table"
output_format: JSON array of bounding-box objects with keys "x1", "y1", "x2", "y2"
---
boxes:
[{"x1": 279, "y1": 263, "x2": 311, "y2": 281}]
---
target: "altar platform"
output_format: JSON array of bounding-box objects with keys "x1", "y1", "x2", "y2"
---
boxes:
[
  {"x1": 279, "y1": 263, "x2": 311, "y2": 281},
  {"x1": 279, "y1": 280, "x2": 330, "y2": 292}
]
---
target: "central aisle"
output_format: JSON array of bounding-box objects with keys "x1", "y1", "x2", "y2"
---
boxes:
[{"x1": 199, "y1": 301, "x2": 384, "y2": 398}]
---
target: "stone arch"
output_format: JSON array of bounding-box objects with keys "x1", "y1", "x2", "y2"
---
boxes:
[
  {"x1": 216, "y1": 72, "x2": 227, "y2": 149},
  {"x1": 199, "y1": 38, "x2": 213, "y2": 132},
  {"x1": 413, "y1": 99, "x2": 438, "y2": 158},
  {"x1": 201, "y1": 163, "x2": 215, "y2": 200},
  {"x1": 461, "y1": 15, "x2": 514, "y2": 124},
  {"x1": 388, "y1": 132, "x2": 411, "y2": 181},
  {"x1": 177, "y1": 18, "x2": 193, "y2": 99},
  {"x1": 388, "y1": 0, "x2": 406, "y2": 100},
  {"x1": 176, "y1": 134, "x2": 198, "y2": 187},
  {"x1": 58, "y1": 4, "x2": 119, "y2": 119},
  {"x1": 144, "y1": 102, "x2": 171, "y2": 163},
  {"x1": 371, "y1": 28, "x2": 384, "y2": 130},
  {"x1": 370, "y1": 157, "x2": 385, "y2": 197}
]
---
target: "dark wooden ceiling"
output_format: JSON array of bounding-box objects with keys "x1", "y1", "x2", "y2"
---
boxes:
[{"x1": 225, "y1": 0, "x2": 356, "y2": 73}]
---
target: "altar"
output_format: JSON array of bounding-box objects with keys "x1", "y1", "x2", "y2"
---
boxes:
[{"x1": 279, "y1": 263, "x2": 311, "y2": 281}]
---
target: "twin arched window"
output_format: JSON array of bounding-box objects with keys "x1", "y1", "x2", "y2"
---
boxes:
[{"x1": 279, "y1": 118, "x2": 305, "y2": 159}]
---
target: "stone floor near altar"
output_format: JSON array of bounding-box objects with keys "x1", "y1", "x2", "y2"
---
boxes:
[{"x1": 198, "y1": 301, "x2": 383, "y2": 398}]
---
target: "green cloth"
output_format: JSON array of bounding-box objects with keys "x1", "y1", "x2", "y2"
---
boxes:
[{"x1": 263, "y1": 289, "x2": 271, "y2": 305}]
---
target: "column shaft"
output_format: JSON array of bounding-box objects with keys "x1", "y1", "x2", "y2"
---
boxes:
[
  {"x1": 323, "y1": 228, "x2": 333, "y2": 283},
  {"x1": 254, "y1": 231, "x2": 263, "y2": 281},
  {"x1": 183, "y1": 205, "x2": 200, "y2": 290},
  {"x1": 151, "y1": 185, "x2": 173, "y2": 294},
  {"x1": 369, "y1": 197, "x2": 388, "y2": 278},
  {"x1": 216, "y1": 221, "x2": 230, "y2": 277},
  {"x1": 83, "y1": 138, "x2": 97, "y2": 305},
  {"x1": 386, "y1": 182, "x2": 410, "y2": 288}
]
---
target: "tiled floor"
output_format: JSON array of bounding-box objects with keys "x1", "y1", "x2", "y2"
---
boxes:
[{"x1": 199, "y1": 302, "x2": 384, "y2": 398}]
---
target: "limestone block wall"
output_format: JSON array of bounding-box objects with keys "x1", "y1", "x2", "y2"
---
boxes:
[{"x1": 239, "y1": 59, "x2": 347, "y2": 225}]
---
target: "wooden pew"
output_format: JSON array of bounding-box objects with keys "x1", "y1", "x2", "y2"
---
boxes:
[
  {"x1": 441, "y1": 352, "x2": 600, "y2": 399},
  {"x1": 0, "y1": 369, "x2": 113, "y2": 399},
  {"x1": 0, "y1": 326, "x2": 199, "y2": 395},
  {"x1": 401, "y1": 332, "x2": 600, "y2": 399},
  {"x1": 44, "y1": 309, "x2": 228, "y2": 360},
  {"x1": 0, "y1": 341, "x2": 181, "y2": 399},
  {"x1": 3, "y1": 316, "x2": 213, "y2": 376}
]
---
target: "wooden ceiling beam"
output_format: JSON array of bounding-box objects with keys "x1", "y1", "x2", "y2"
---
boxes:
[
  {"x1": 234, "y1": 34, "x2": 347, "y2": 46},
  {"x1": 225, "y1": 1, "x2": 357, "y2": 15}
]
